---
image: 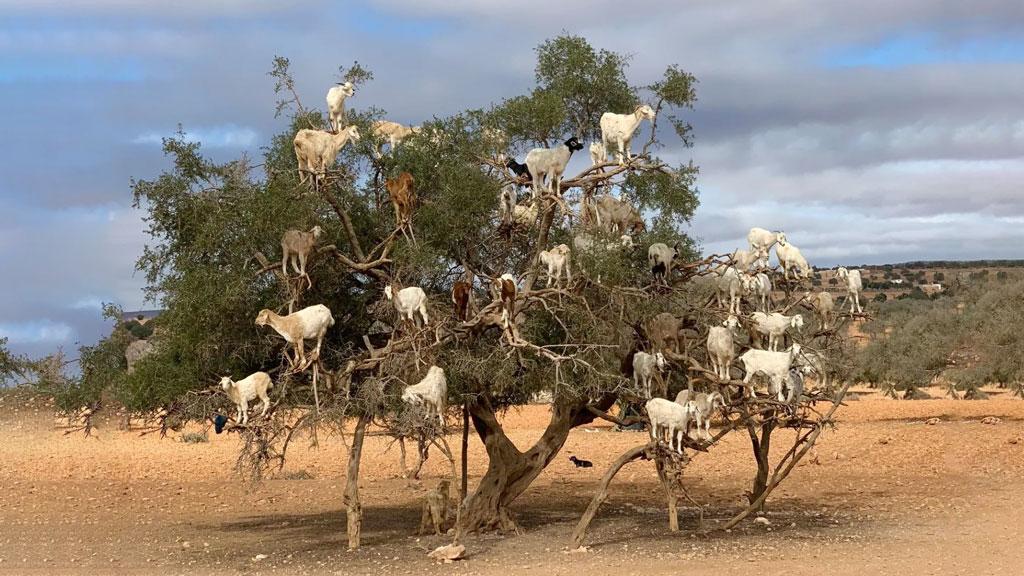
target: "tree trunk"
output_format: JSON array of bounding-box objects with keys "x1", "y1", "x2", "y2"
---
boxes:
[
  {"x1": 345, "y1": 414, "x2": 370, "y2": 549},
  {"x1": 746, "y1": 416, "x2": 774, "y2": 509},
  {"x1": 655, "y1": 458, "x2": 679, "y2": 532},
  {"x1": 457, "y1": 393, "x2": 614, "y2": 534},
  {"x1": 460, "y1": 404, "x2": 469, "y2": 504}
]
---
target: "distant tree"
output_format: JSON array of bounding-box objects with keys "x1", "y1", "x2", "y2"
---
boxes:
[
  {"x1": 0, "y1": 337, "x2": 27, "y2": 383},
  {"x1": 933, "y1": 271, "x2": 945, "y2": 282},
  {"x1": 873, "y1": 293, "x2": 887, "y2": 303}
]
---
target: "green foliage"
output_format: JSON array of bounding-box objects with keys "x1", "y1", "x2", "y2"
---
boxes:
[
  {"x1": 39, "y1": 35, "x2": 703, "y2": 419},
  {"x1": 855, "y1": 280, "x2": 1024, "y2": 390},
  {"x1": 647, "y1": 65, "x2": 698, "y2": 145},
  {"x1": 0, "y1": 337, "x2": 27, "y2": 382},
  {"x1": 855, "y1": 298, "x2": 957, "y2": 388},
  {"x1": 533, "y1": 34, "x2": 636, "y2": 140}
]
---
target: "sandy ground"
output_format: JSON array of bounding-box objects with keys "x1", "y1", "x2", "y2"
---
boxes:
[{"x1": 3, "y1": 387, "x2": 1024, "y2": 576}]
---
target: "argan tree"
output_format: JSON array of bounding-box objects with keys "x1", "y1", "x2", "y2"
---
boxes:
[{"x1": 56, "y1": 34, "x2": 852, "y2": 547}]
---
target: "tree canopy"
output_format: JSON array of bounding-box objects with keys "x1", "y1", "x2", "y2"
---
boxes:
[{"x1": 42, "y1": 35, "x2": 856, "y2": 546}]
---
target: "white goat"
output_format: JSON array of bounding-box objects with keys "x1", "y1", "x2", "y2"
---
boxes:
[
  {"x1": 770, "y1": 366, "x2": 802, "y2": 403},
  {"x1": 325, "y1": 81, "x2": 355, "y2": 133},
  {"x1": 811, "y1": 291, "x2": 835, "y2": 330},
  {"x1": 751, "y1": 311, "x2": 804, "y2": 351},
  {"x1": 372, "y1": 120, "x2": 421, "y2": 157},
  {"x1": 539, "y1": 244, "x2": 572, "y2": 287},
  {"x1": 646, "y1": 397, "x2": 698, "y2": 453},
  {"x1": 220, "y1": 371, "x2": 273, "y2": 425},
  {"x1": 674, "y1": 390, "x2": 726, "y2": 441},
  {"x1": 741, "y1": 272, "x2": 773, "y2": 312},
  {"x1": 836, "y1": 267, "x2": 863, "y2": 313},
  {"x1": 706, "y1": 315, "x2": 738, "y2": 381},
  {"x1": 600, "y1": 104, "x2": 656, "y2": 165},
  {"x1": 648, "y1": 243, "x2": 677, "y2": 283},
  {"x1": 512, "y1": 202, "x2": 538, "y2": 227},
  {"x1": 589, "y1": 141, "x2": 606, "y2": 167},
  {"x1": 255, "y1": 304, "x2": 335, "y2": 369},
  {"x1": 738, "y1": 343, "x2": 802, "y2": 398},
  {"x1": 593, "y1": 195, "x2": 645, "y2": 235},
  {"x1": 524, "y1": 136, "x2": 583, "y2": 198},
  {"x1": 747, "y1": 228, "x2": 786, "y2": 268},
  {"x1": 402, "y1": 365, "x2": 447, "y2": 426},
  {"x1": 716, "y1": 266, "x2": 743, "y2": 314},
  {"x1": 795, "y1": 348, "x2": 831, "y2": 391},
  {"x1": 384, "y1": 285, "x2": 430, "y2": 327},
  {"x1": 498, "y1": 185, "x2": 517, "y2": 226},
  {"x1": 294, "y1": 127, "x2": 361, "y2": 186},
  {"x1": 731, "y1": 248, "x2": 759, "y2": 272},
  {"x1": 633, "y1": 351, "x2": 666, "y2": 398},
  {"x1": 776, "y1": 239, "x2": 812, "y2": 280}
]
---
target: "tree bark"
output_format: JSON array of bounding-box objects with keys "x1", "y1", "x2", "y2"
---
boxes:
[
  {"x1": 457, "y1": 392, "x2": 615, "y2": 534},
  {"x1": 570, "y1": 444, "x2": 648, "y2": 548},
  {"x1": 345, "y1": 414, "x2": 370, "y2": 549},
  {"x1": 460, "y1": 404, "x2": 469, "y2": 504},
  {"x1": 655, "y1": 458, "x2": 679, "y2": 532},
  {"x1": 747, "y1": 416, "x2": 775, "y2": 509}
]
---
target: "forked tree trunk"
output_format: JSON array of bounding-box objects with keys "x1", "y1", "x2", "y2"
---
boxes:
[
  {"x1": 345, "y1": 414, "x2": 370, "y2": 549},
  {"x1": 457, "y1": 393, "x2": 613, "y2": 534}
]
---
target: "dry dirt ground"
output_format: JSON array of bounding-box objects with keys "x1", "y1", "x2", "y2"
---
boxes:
[{"x1": 3, "y1": 387, "x2": 1024, "y2": 576}]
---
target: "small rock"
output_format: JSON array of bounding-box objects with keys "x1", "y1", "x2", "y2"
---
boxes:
[
  {"x1": 878, "y1": 437, "x2": 891, "y2": 445},
  {"x1": 981, "y1": 416, "x2": 1001, "y2": 425},
  {"x1": 252, "y1": 554, "x2": 268, "y2": 562},
  {"x1": 427, "y1": 544, "x2": 465, "y2": 563},
  {"x1": 753, "y1": 517, "x2": 771, "y2": 526},
  {"x1": 565, "y1": 546, "x2": 590, "y2": 554},
  {"x1": 181, "y1": 541, "x2": 191, "y2": 549},
  {"x1": 1009, "y1": 437, "x2": 1020, "y2": 445},
  {"x1": 924, "y1": 418, "x2": 940, "y2": 426}
]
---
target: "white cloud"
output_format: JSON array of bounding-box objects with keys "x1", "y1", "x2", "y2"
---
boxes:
[
  {"x1": 0, "y1": 0, "x2": 313, "y2": 16},
  {"x1": 132, "y1": 125, "x2": 259, "y2": 149},
  {"x1": 0, "y1": 320, "x2": 73, "y2": 345}
]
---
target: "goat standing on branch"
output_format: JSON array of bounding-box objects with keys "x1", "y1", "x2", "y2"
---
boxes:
[
  {"x1": 255, "y1": 304, "x2": 334, "y2": 370},
  {"x1": 293, "y1": 126, "x2": 360, "y2": 188},
  {"x1": 451, "y1": 281, "x2": 472, "y2": 322},
  {"x1": 384, "y1": 284, "x2": 430, "y2": 328},
  {"x1": 525, "y1": 136, "x2": 583, "y2": 198},
  {"x1": 600, "y1": 104, "x2": 656, "y2": 165},
  {"x1": 281, "y1": 225, "x2": 323, "y2": 289},
  {"x1": 386, "y1": 171, "x2": 417, "y2": 242},
  {"x1": 220, "y1": 371, "x2": 273, "y2": 425},
  {"x1": 372, "y1": 120, "x2": 420, "y2": 158},
  {"x1": 326, "y1": 81, "x2": 355, "y2": 132},
  {"x1": 402, "y1": 365, "x2": 448, "y2": 426}
]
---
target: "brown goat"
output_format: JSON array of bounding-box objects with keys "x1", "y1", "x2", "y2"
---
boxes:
[
  {"x1": 647, "y1": 312, "x2": 682, "y2": 355},
  {"x1": 386, "y1": 172, "x2": 416, "y2": 224},
  {"x1": 451, "y1": 281, "x2": 472, "y2": 322}
]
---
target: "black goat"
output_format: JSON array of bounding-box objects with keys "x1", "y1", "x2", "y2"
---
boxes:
[
  {"x1": 569, "y1": 455, "x2": 593, "y2": 468},
  {"x1": 505, "y1": 158, "x2": 532, "y2": 181}
]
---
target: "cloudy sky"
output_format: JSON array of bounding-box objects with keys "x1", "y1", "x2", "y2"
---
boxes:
[{"x1": 2, "y1": 0, "x2": 1023, "y2": 357}]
